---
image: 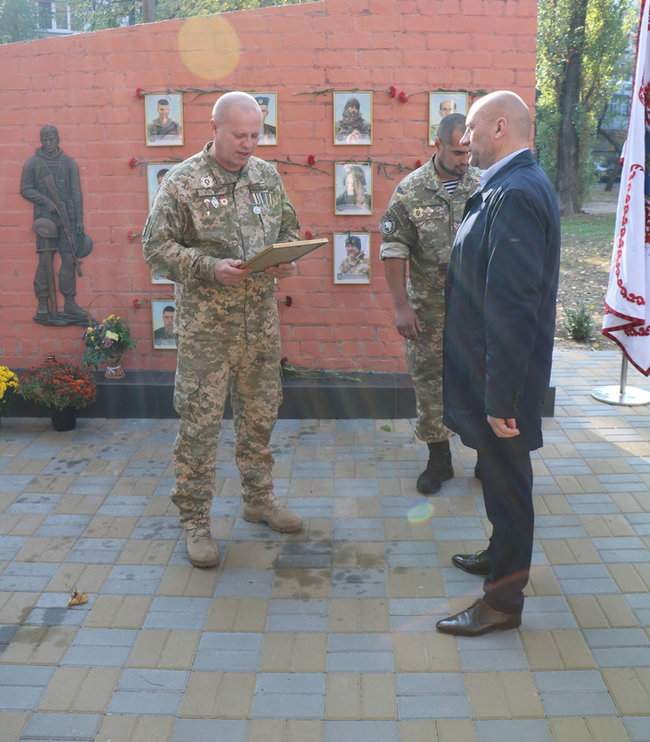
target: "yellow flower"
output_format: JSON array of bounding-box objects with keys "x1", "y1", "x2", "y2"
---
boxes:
[{"x1": 105, "y1": 330, "x2": 119, "y2": 341}]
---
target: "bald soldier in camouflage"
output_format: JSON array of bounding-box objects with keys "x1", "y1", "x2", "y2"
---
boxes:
[
  {"x1": 380, "y1": 114, "x2": 479, "y2": 495},
  {"x1": 143, "y1": 92, "x2": 302, "y2": 568}
]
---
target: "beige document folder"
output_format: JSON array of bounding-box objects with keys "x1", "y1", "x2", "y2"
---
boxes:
[{"x1": 241, "y1": 238, "x2": 328, "y2": 273}]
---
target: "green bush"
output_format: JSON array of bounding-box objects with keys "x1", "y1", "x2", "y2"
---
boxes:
[{"x1": 564, "y1": 304, "x2": 595, "y2": 342}]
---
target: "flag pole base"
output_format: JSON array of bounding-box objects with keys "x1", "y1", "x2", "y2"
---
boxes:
[{"x1": 591, "y1": 386, "x2": 650, "y2": 406}]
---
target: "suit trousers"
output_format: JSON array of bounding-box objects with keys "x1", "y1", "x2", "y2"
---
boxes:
[{"x1": 477, "y1": 447, "x2": 534, "y2": 614}]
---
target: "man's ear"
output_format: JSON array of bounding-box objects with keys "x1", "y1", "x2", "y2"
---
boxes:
[{"x1": 494, "y1": 116, "x2": 507, "y2": 140}]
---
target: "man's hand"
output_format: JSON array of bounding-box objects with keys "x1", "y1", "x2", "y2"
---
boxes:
[
  {"x1": 395, "y1": 304, "x2": 421, "y2": 340},
  {"x1": 214, "y1": 258, "x2": 250, "y2": 286},
  {"x1": 265, "y1": 261, "x2": 297, "y2": 280},
  {"x1": 487, "y1": 416, "x2": 520, "y2": 438}
]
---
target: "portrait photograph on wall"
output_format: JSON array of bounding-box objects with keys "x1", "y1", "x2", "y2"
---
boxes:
[
  {"x1": 151, "y1": 270, "x2": 173, "y2": 286},
  {"x1": 250, "y1": 92, "x2": 278, "y2": 145},
  {"x1": 334, "y1": 162, "x2": 372, "y2": 215},
  {"x1": 146, "y1": 163, "x2": 175, "y2": 210},
  {"x1": 428, "y1": 91, "x2": 468, "y2": 143},
  {"x1": 145, "y1": 93, "x2": 184, "y2": 146},
  {"x1": 333, "y1": 91, "x2": 373, "y2": 145},
  {"x1": 333, "y1": 232, "x2": 371, "y2": 285},
  {"x1": 151, "y1": 299, "x2": 177, "y2": 349}
]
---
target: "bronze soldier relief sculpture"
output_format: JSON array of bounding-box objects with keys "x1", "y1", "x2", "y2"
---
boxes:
[{"x1": 20, "y1": 125, "x2": 92, "y2": 326}]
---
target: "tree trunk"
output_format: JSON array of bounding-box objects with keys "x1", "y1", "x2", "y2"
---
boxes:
[{"x1": 555, "y1": 0, "x2": 588, "y2": 215}]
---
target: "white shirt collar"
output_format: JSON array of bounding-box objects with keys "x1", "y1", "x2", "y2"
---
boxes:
[{"x1": 479, "y1": 148, "x2": 529, "y2": 188}]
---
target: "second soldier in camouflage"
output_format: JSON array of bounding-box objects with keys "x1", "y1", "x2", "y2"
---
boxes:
[{"x1": 380, "y1": 114, "x2": 479, "y2": 494}]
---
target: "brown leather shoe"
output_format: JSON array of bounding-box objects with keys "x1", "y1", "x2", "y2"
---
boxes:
[
  {"x1": 185, "y1": 522, "x2": 220, "y2": 568},
  {"x1": 243, "y1": 502, "x2": 303, "y2": 533},
  {"x1": 436, "y1": 598, "x2": 521, "y2": 636},
  {"x1": 452, "y1": 549, "x2": 490, "y2": 576}
]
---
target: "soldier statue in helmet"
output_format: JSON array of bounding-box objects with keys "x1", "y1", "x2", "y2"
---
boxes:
[{"x1": 20, "y1": 125, "x2": 92, "y2": 326}]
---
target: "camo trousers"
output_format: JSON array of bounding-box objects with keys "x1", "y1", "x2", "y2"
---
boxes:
[
  {"x1": 171, "y1": 304, "x2": 282, "y2": 525},
  {"x1": 406, "y1": 304, "x2": 451, "y2": 444}
]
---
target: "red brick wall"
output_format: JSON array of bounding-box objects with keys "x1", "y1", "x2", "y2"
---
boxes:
[{"x1": 0, "y1": 0, "x2": 537, "y2": 372}]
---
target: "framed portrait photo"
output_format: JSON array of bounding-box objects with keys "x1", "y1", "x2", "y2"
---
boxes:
[
  {"x1": 251, "y1": 92, "x2": 278, "y2": 145},
  {"x1": 428, "y1": 91, "x2": 468, "y2": 144},
  {"x1": 334, "y1": 162, "x2": 372, "y2": 215},
  {"x1": 333, "y1": 232, "x2": 371, "y2": 285},
  {"x1": 146, "y1": 162, "x2": 175, "y2": 210},
  {"x1": 145, "y1": 93, "x2": 184, "y2": 147},
  {"x1": 151, "y1": 299, "x2": 177, "y2": 350},
  {"x1": 334, "y1": 91, "x2": 373, "y2": 145},
  {"x1": 151, "y1": 270, "x2": 173, "y2": 286}
]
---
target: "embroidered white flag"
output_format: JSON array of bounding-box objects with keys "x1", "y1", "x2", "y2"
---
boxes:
[{"x1": 602, "y1": 0, "x2": 650, "y2": 374}]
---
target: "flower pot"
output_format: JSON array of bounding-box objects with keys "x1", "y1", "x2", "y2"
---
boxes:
[
  {"x1": 51, "y1": 407, "x2": 77, "y2": 432},
  {"x1": 105, "y1": 355, "x2": 125, "y2": 380}
]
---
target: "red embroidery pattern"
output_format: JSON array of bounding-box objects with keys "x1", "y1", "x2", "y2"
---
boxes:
[
  {"x1": 625, "y1": 324, "x2": 650, "y2": 336},
  {"x1": 615, "y1": 163, "x2": 646, "y2": 305}
]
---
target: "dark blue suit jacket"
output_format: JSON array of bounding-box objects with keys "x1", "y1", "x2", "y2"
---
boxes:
[{"x1": 442, "y1": 150, "x2": 560, "y2": 452}]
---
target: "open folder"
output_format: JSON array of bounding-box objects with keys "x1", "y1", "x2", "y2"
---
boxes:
[{"x1": 241, "y1": 238, "x2": 328, "y2": 273}]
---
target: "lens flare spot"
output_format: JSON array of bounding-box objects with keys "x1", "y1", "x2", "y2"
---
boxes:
[
  {"x1": 407, "y1": 502, "x2": 434, "y2": 523},
  {"x1": 177, "y1": 16, "x2": 241, "y2": 81}
]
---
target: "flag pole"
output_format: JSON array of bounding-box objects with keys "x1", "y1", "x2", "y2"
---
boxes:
[{"x1": 592, "y1": 352, "x2": 650, "y2": 405}]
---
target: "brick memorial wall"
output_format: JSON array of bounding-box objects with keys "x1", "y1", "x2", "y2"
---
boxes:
[{"x1": 0, "y1": 0, "x2": 536, "y2": 373}]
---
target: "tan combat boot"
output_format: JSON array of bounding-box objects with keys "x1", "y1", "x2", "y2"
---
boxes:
[
  {"x1": 185, "y1": 518, "x2": 220, "y2": 568},
  {"x1": 243, "y1": 500, "x2": 303, "y2": 533}
]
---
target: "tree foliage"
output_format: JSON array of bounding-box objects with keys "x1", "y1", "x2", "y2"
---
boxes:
[
  {"x1": 536, "y1": 0, "x2": 635, "y2": 213},
  {"x1": 0, "y1": 0, "x2": 38, "y2": 44}
]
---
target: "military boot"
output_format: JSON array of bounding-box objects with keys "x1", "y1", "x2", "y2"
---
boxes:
[
  {"x1": 184, "y1": 516, "x2": 220, "y2": 568},
  {"x1": 63, "y1": 298, "x2": 88, "y2": 320},
  {"x1": 416, "y1": 440, "x2": 454, "y2": 495},
  {"x1": 243, "y1": 499, "x2": 303, "y2": 533}
]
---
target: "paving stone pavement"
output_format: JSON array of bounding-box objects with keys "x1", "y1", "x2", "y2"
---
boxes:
[{"x1": 1, "y1": 349, "x2": 650, "y2": 741}]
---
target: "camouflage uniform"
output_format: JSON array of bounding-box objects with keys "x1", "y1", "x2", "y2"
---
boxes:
[
  {"x1": 143, "y1": 142, "x2": 300, "y2": 525},
  {"x1": 380, "y1": 158, "x2": 479, "y2": 443},
  {"x1": 338, "y1": 252, "x2": 369, "y2": 277}
]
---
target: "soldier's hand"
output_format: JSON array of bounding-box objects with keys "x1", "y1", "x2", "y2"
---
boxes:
[
  {"x1": 214, "y1": 259, "x2": 250, "y2": 286},
  {"x1": 487, "y1": 416, "x2": 520, "y2": 438},
  {"x1": 395, "y1": 305, "x2": 421, "y2": 340},
  {"x1": 265, "y1": 261, "x2": 297, "y2": 280}
]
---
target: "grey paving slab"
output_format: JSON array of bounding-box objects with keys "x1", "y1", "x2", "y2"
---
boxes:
[
  {"x1": 8, "y1": 494, "x2": 61, "y2": 513},
  {"x1": 107, "y1": 650, "x2": 184, "y2": 706},
  {"x1": 0, "y1": 562, "x2": 58, "y2": 592},
  {"x1": 274, "y1": 542, "x2": 332, "y2": 570},
  {"x1": 172, "y1": 719, "x2": 247, "y2": 742},
  {"x1": 0, "y1": 535, "x2": 25, "y2": 561},
  {"x1": 624, "y1": 717, "x2": 650, "y2": 742},
  {"x1": 65, "y1": 538, "x2": 125, "y2": 564},
  {"x1": 476, "y1": 720, "x2": 553, "y2": 742},
  {"x1": 266, "y1": 599, "x2": 329, "y2": 632},
  {"x1": 35, "y1": 514, "x2": 90, "y2": 538},
  {"x1": 252, "y1": 672, "x2": 325, "y2": 719},
  {"x1": 131, "y1": 516, "x2": 181, "y2": 540},
  {"x1": 0, "y1": 664, "x2": 53, "y2": 710},
  {"x1": 102, "y1": 565, "x2": 164, "y2": 595},
  {"x1": 213, "y1": 568, "x2": 274, "y2": 598},
  {"x1": 385, "y1": 540, "x2": 437, "y2": 562},
  {"x1": 325, "y1": 721, "x2": 398, "y2": 742},
  {"x1": 389, "y1": 598, "x2": 451, "y2": 632},
  {"x1": 194, "y1": 632, "x2": 262, "y2": 671},
  {"x1": 144, "y1": 596, "x2": 212, "y2": 630},
  {"x1": 331, "y1": 568, "x2": 386, "y2": 598},
  {"x1": 327, "y1": 633, "x2": 394, "y2": 672},
  {"x1": 21, "y1": 713, "x2": 101, "y2": 740}
]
